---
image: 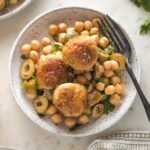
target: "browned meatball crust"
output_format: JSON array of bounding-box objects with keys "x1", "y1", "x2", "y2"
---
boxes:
[
  {"x1": 62, "y1": 35, "x2": 98, "y2": 70},
  {"x1": 36, "y1": 55, "x2": 67, "y2": 89},
  {"x1": 53, "y1": 83, "x2": 87, "y2": 117}
]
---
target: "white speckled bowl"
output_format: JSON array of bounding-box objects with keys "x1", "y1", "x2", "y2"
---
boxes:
[
  {"x1": 9, "y1": 7, "x2": 141, "y2": 137},
  {"x1": 0, "y1": 0, "x2": 33, "y2": 21}
]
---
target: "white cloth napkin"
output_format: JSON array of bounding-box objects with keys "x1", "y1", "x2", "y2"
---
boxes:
[{"x1": 88, "y1": 131, "x2": 150, "y2": 150}]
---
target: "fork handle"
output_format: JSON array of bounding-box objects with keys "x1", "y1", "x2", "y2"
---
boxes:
[{"x1": 126, "y1": 62, "x2": 150, "y2": 122}]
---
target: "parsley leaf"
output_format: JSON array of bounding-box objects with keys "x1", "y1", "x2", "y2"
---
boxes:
[
  {"x1": 54, "y1": 42, "x2": 63, "y2": 51},
  {"x1": 140, "y1": 18, "x2": 150, "y2": 34},
  {"x1": 131, "y1": 0, "x2": 150, "y2": 12}
]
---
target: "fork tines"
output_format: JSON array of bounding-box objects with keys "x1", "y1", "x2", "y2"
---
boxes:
[{"x1": 98, "y1": 15, "x2": 131, "y2": 57}]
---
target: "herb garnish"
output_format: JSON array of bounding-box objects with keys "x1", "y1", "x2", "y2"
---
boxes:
[{"x1": 140, "y1": 18, "x2": 150, "y2": 34}]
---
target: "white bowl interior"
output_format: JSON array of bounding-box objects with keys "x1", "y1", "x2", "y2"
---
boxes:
[{"x1": 9, "y1": 7, "x2": 141, "y2": 137}]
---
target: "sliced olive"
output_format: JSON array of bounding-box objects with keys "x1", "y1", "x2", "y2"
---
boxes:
[
  {"x1": 110, "y1": 53, "x2": 126, "y2": 70},
  {"x1": 92, "y1": 18, "x2": 101, "y2": 28},
  {"x1": 88, "y1": 90, "x2": 101, "y2": 107},
  {"x1": 19, "y1": 59, "x2": 35, "y2": 79},
  {"x1": 33, "y1": 96, "x2": 48, "y2": 113},
  {"x1": 98, "y1": 51, "x2": 109, "y2": 63},
  {"x1": 92, "y1": 104, "x2": 104, "y2": 118},
  {"x1": 23, "y1": 79, "x2": 35, "y2": 89}
]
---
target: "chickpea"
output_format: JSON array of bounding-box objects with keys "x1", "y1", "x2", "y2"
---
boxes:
[
  {"x1": 84, "y1": 72, "x2": 92, "y2": 81},
  {"x1": 99, "y1": 64, "x2": 104, "y2": 74},
  {"x1": 21, "y1": 44, "x2": 31, "y2": 55},
  {"x1": 96, "y1": 82, "x2": 105, "y2": 91},
  {"x1": 48, "y1": 24, "x2": 58, "y2": 35},
  {"x1": 105, "y1": 85, "x2": 115, "y2": 95},
  {"x1": 103, "y1": 70, "x2": 114, "y2": 78},
  {"x1": 81, "y1": 30, "x2": 89, "y2": 36},
  {"x1": 79, "y1": 114, "x2": 89, "y2": 124},
  {"x1": 84, "y1": 21, "x2": 93, "y2": 31},
  {"x1": 41, "y1": 37, "x2": 51, "y2": 46},
  {"x1": 59, "y1": 33, "x2": 67, "y2": 44},
  {"x1": 90, "y1": 27, "x2": 99, "y2": 35},
  {"x1": 111, "y1": 60, "x2": 119, "y2": 70},
  {"x1": 51, "y1": 113, "x2": 62, "y2": 124},
  {"x1": 58, "y1": 23, "x2": 67, "y2": 32},
  {"x1": 76, "y1": 76, "x2": 87, "y2": 85},
  {"x1": 103, "y1": 61, "x2": 112, "y2": 70},
  {"x1": 110, "y1": 94, "x2": 121, "y2": 105},
  {"x1": 30, "y1": 40, "x2": 41, "y2": 51},
  {"x1": 46, "y1": 105, "x2": 57, "y2": 116},
  {"x1": 29, "y1": 50, "x2": 39, "y2": 61},
  {"x1": 43, "y1": 45, "x2": 55, "y2": 55},
  {"x1": 65, "y1": 118, "x2": 76, "y2": 128},
  {"x1": 9, "y1": 0, "x2": 18, "y2": 5},
  {"x1": 111, "y1": 76, "x2": 121, "y2": 85},
  {"x1": 115, "y1": 84, "x2": 124, "y2": 94},
  {"x1": 90, "y1": 35, "x2": 99, "y2": 45},
  {"x1": 99, "y1": 37, "x2": 109, "y2": 48},
  {"x1": 74, "y1": 21, "x2": 84, "y2": 32}
]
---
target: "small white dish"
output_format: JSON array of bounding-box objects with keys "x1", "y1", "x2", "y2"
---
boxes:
[
  {"x1": 0, "y1": 0, "x2": 33, "y2": 21},
  {"x1": 9, "y1": 7, "x2": 141, "y2": 137}
]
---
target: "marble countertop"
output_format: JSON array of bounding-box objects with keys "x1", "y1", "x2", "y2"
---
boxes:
[{"x1": 0, "y1": 0, "x2": 150, "y2": 150}]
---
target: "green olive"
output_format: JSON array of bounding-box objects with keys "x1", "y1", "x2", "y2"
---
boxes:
[
  {"x1": 92, "y1": 104, "x2": 104, "y2": 118},
  {"x1": 23, "y1": 79, "x2": 35, "y2": 89},
  {"x1": 98, "y1": 51, "x2": 109, "y2": 63},
  {"x1": 19, "y1": 59, "x2": 35, "y2": 79},
  {"x1": 0, "y1": 0, "x2": 5, "y2": 10},
  {"x1": 33, "y1": 96, "x2": 48, "y2": 113},
  {"x1": 92, "y1": 18, "x2": 101, "y2": 28},
  {"x1": 88, "y1": 90, "x2": 101, "y2": 107},
  {"x1": 110, "y1": 53, "x2": 125, "y2": 70}
]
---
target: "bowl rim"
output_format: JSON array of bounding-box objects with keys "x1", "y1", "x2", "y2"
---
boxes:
[
  {"x1": 0, "y1": 0, "x2": 34, "y2": 21},
  {"x1": 9, "y1": 6, "x2": 142, "y2": 137}
]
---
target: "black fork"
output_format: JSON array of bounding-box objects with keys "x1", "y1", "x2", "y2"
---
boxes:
[{"x1": 98, "y1": 15, "x2": 150, "y2": 122}]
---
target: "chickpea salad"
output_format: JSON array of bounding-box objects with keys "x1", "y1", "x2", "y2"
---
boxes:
[
  {"x1": 0, "y1": 0, "x2": 20, "y2": 12},
  {"x1": 19, "y1": 18, "x2": 126, "y2": 130}
]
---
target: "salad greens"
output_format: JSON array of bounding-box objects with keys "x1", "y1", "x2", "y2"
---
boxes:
[
  {"x1": 140, "y1": 18, "x2": 150, "y2": 34},
  {"x1": 131, "y1": 0, "x2": 150, "y2": 34},
  {"x1": 131, "y1": 0, "x2": 150, "y2": 12}
]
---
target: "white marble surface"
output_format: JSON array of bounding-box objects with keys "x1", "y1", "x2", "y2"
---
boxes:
[{"x1": 0, "y1": 0, "x2": 150, "y2": 150}]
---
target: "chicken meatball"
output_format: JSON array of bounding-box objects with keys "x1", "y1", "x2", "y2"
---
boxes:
[
  {"x1": 36, "y1": 55, "x2": 67, "y2": 89},
  {"x1": 62, "y1": 35, "x2": 98, "y2": 70},
  {"x1": 53, "y1": 83, "x2": 87, "y2": 117}
]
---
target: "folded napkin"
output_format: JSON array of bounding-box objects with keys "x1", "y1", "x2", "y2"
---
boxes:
[{"x1": 88, "y1": 131, "x2": 150, "y2": 150}]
